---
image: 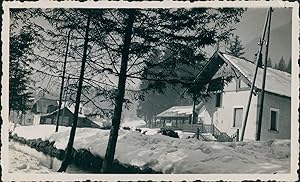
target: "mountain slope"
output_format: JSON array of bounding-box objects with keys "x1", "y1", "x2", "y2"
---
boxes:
[{"x1": 243, "y1": 21, "x2": 292, "y2": 65}]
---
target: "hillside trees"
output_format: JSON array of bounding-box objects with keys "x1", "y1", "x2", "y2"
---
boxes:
[
  {"x1": 277, "y1": 56, "x2": 286, "y2": 71},
  {"x1": 13, "y1": 8, "x2": 244, "y2": 172}
]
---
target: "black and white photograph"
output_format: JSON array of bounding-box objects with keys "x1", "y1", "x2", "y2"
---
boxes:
[{"x1": 1, "y1": 1, "x2": 299, "y2": 181}]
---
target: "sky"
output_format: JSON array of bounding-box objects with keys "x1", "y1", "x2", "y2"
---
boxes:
[
  {"x1": 233, "y1": 8, "x2": 292, "y2": 63},
  {"x1": 235, "y1": 8, "x2": 292, "y2": 45}
]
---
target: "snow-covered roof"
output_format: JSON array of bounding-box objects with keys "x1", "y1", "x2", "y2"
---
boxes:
[
  {"x1": 40, "y1": 106, "x2": 86, "y2": 118},
  {"x1": 156, "y1": 106, "x2": 193, "y2": 118},
  {"x1": 219, "y1": 52, "x2": 291, "y2": 98}
]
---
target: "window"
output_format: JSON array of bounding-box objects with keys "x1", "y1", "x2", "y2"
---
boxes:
[
  {"x1": 270, "y1": 108, "x2": 279, "y2": 131},
  {"x1": 216, "y1": 93, "x2": 222, "y2": 107},
  {"x1": 233, "y1": 107, "x2": 243, "y2": 128}
]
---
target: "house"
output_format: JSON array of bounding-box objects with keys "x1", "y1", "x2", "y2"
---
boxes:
[
  {"x1": 39, "y1": 106, "x2": 101, "y2": 128},
  {"x1": 31, "y1": 97, "x2": 59, "y2": 125},
  {"x1": 152, "y1": 51, "x2": 291, "y2": 141},
  {"x1": 199, "y1": 52, "x2": 291, "y2": 141},
  {"x1": 31, "y1": 97, "x2": 101, "y2": 129}
]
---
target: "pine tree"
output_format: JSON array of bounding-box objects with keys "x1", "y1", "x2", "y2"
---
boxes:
[
  {"x1": 9, "y1": 31, "x2": 34, "y2": 114},
  {"x1": 277, "y1": 56, "x2": 286, "y2": 71},
  {"x1": 226, "y1": 35, "x2": 245, "y2": 57}
]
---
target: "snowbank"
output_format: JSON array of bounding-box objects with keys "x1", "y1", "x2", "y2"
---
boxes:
[
  {"x1": 121, "y1": 119, "x2": 146, "y2": 129},
  {"x1": 11, "y1": 125, "x2": 290, "y2": 174},
  {"x1": 12, "y1": 125, "x2": 69, "y2": 140}
]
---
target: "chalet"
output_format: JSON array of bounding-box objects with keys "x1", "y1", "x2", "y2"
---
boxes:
[
  {"x1": 154, "y1": 51, "x2": 291, "y2": 141},
  {"x1": 31, "y1": 97, "x2": 101, "y2": 129},
  {"x1": 38, "y1": 106, "x2": 101, "y2": 128}
]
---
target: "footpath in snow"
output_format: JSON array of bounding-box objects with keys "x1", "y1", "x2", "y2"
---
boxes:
[{"x1": 10, "y1": 125, "x2": 290, "y2": 174}]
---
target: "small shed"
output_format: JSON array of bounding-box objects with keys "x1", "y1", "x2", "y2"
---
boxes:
[{"x1": 154, "y1": 106, "x2": 197, "y2": 128}]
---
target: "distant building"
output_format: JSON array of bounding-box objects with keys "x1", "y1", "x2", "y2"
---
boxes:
[
  {"x1": 38, "y1": 107, "x2": 101, "y2": 128},
  {"x1": 31, "y1": 97, "x2": 101, "y2": 129},
  {"x1": 153, "y1": 51, "x2": 291, "y2": 141},
  {"x1": 31, "y1": 97, "x2": 59, "y2": 125},
  {"x1": 155, "y1": 106, "x2": 199, "y2": 127}
]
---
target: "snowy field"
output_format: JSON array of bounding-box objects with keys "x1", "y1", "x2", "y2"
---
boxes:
[{"x1": 10, "y1": 125, "x2": 290, "y2": 174}]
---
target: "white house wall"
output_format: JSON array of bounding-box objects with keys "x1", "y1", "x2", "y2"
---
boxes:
[
  {"x1": 199, "y1": 79, "x2": 258, "y2": 140},
  {"x1": 220, "y1": 90, "x2": 258, "y2": 140},
  {"x1": 258, "y1": 92, "x2": 291, "y2": 140}
]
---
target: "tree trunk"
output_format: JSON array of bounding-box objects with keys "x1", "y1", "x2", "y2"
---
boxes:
[
  {"x1": 55, "y1": 29, "x2": 71, "y2": 132},
  {"x1": 57, "y1": 15, "x2": 90, "y2": 172},
  {"x1": 101, "y1": 10, "x2": 135, "y2": 173}
]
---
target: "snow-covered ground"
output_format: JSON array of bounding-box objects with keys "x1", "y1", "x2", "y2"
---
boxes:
[
  {"x1": 11, "y1": 125, "x2": 290, "y2": 174},
  {"x1": 9, "y1": 144, "x2": 54, "y2": 174},
  {"x1": 121, "y1": 119, "x2": 146, "y2": 129}
]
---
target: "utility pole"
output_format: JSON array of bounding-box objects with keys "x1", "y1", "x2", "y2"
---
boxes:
[
  {"x1": 256, "y1": 8, "x2": 273, "y2": 141},
  {"x1": 240, "y1": 8, "x2": 271, "y2": 141},
  {"x1": 58, "y1": 15, "x2": 91, "y2": 172},
  {"x1": 55, "y1": 29, "x2": 72, "y2": 132}
]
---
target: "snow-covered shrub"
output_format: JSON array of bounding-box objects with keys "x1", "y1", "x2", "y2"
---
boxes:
[{"x1": 158, "y1": 128, "x2": 179, "y2": 138}]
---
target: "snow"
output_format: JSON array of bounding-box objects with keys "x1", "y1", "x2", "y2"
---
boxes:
[
  {"x1": 222, "y1": 53, "x2": 291, "y2": 97},
  {"x1": 121, "y1": 119, "x2": 146, "y2": 128},
  {"x1": 9, "y1": 144, "x2": 53, "y2": 174},
  {"x1": 12, "y1": 125, "x2": 69, "y2": 140},
  {"x1": 156, "y1": 106, "x2": 193, "y2": 117},
  {"x1": 175, "y1": 130, "x2": 195, "y2": 139},
  {"x1": 12, "y1": 125, "x2": 290, "y2": 174},
  {"x1": 140, "y1": 128, "x2": 160, "y2": 135}
]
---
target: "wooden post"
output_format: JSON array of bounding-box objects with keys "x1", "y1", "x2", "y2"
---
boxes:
[
  {"x1": 256, "y1": 8, "x2": 272, "y2": 141},
  {"x1": 196, "y1": 128, "x2": 200, "y2": 140},
  {"x1": 240, "y1": 9, "x2": 270, "y2": 141}
]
